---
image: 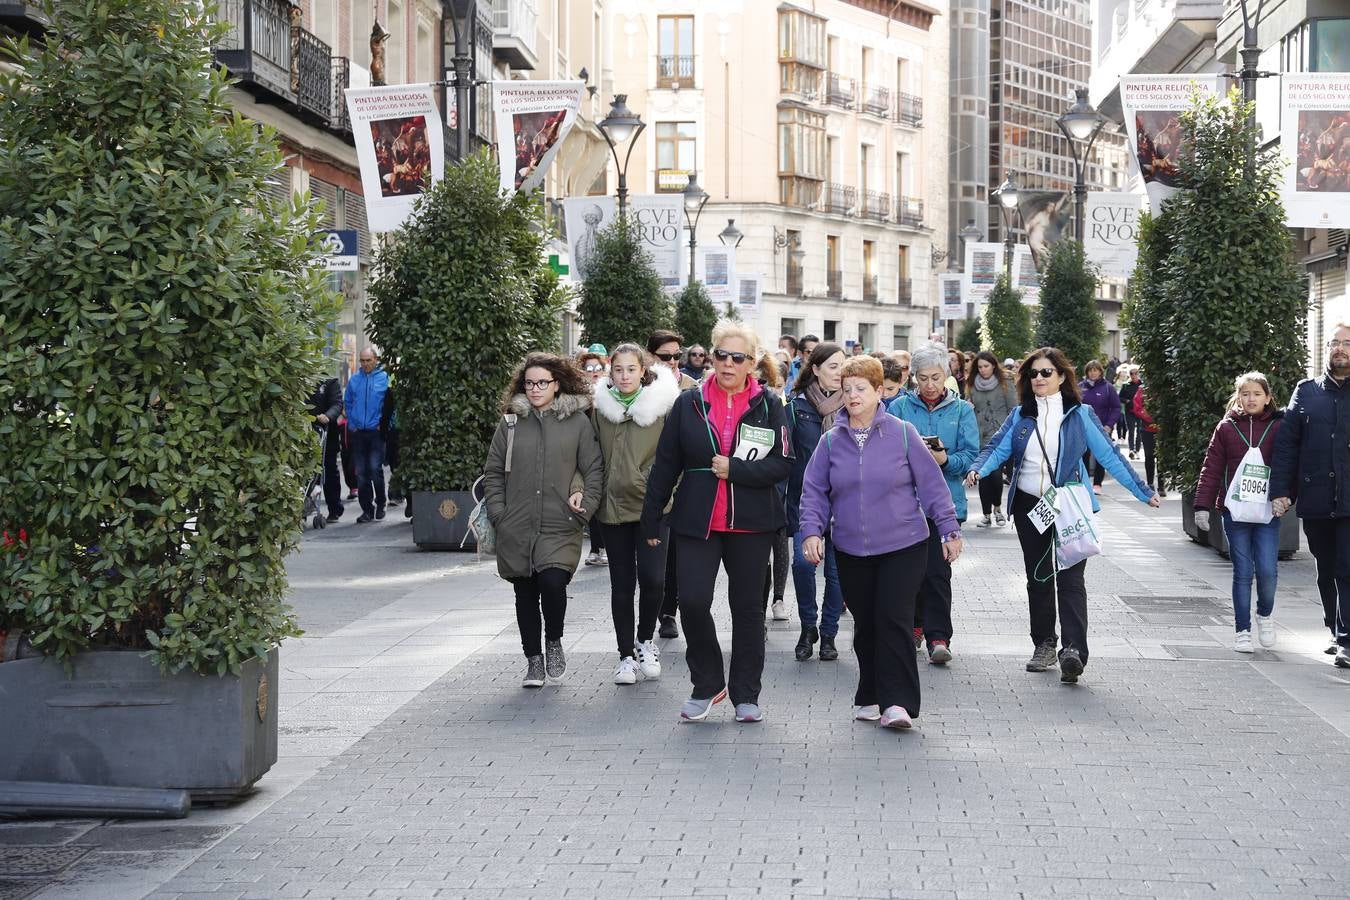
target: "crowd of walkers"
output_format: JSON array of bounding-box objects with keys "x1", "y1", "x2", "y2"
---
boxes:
[{"x1": 472, "y1": 323, "x2": 1350, "y2": 725}]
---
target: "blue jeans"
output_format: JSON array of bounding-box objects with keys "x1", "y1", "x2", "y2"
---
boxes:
[
  {"x1": 792, "y1": 530, "x2": 844, "y2": 636},
  {"x1": 349, "y1": 429, "x2": 386, "y2": 518},
  {"x1": 1222, "y1": 510, "x2": 1279, "y2": 632}
]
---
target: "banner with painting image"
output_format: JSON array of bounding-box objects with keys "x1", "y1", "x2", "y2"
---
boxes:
[
  {"x1": 493, "y1": 81, "x2": 586, "y2": 195},
  {"x1": 1119, "y1": 75, "x2": 1223, "y2": 215},
  {"x1": 344, "y1": 84, "x2": 444, "y2": 232},
  {"x1": 1282, "y1": 73, "x2": 1350, "y2": 228}
]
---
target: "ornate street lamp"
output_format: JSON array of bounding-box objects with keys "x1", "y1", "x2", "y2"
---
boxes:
[
  {"x1": 958, "y1": 219, "x2": 983, "y2": 270},
  {"x1": 682, "y1": 171, "x2": 710, "y2": 283},
  {"x1": 1056, "y1": 88, "x2": 1107, "y2": 243},
  {"x1": 598, "y1": 94, "x2": 645, "y2": 215},
  {"x1": 718, "y1": 218, "x2": 744, "y2": 248},
  {"x1": 994, "y1": 174, "x2": 1022, "y2": 279}
]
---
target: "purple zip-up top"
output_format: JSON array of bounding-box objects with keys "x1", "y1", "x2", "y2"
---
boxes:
[{"x1": 798, "y1": 405, "x2": 960, "y2": 557}]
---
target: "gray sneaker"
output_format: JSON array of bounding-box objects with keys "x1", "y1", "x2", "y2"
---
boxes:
[
  {"x1": 1025, "y1": 641, "x2": 1058, "y2": 672},
  {"x1": 545, "y1": 640, "x2": 566, "y2": 680},
  {"x1": 680, "y1": 688, "x2": 727, "y2": 722},
  {"x1": 522, "y1": 655, "x2": 545, "y2": 688},
  {"x1": 734, "y1": 703, "x2": 764, "y2": 723}
]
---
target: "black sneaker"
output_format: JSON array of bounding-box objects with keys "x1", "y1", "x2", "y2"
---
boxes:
[
  {"x1": 356, "y1": 513, "x2": 373, "y2": 524},
  {"x1": 375, "y1": 507, "x2": 386, "y2": 520},
  {"x1": 545, "y1": 640, "x2": 566, "y2": 680},
  {"x1": 325, "y1": 513, "x2": 341, "y2": 524},
  {"x1": 818, "y1": 633, "x2": 839, "y2": 661},
  {"x1": 658, "y1": 616, "x2": 679, "y2": 639},
  {"x1": 1059, "y1": 648, "x2": 1084, "y2": 683},
  {"x1": 1326, "y1": 639, "x2": 1339, "y2": 655},
  {"x1": 1026, "y1": 641, "x2": 1058, "y2": 672},
  {"x1": 1335, "y1": 647, "x2": 1350, "y2": 669},
  {"x1": 522, "y1": 655, "x2": 545, "y2": 688}
]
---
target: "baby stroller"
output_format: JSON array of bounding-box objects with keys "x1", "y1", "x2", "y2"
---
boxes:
[{"x1": 302, "y1": 425, "x2": 330, "y2": 531}]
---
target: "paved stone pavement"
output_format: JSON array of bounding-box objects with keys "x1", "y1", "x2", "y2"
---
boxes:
[{"x1": 4, "y1": 477, "x2": 1350, "y2": 899}]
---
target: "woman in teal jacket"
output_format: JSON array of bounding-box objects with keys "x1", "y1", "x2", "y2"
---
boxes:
[
  {"x1": 966, "y1": 348, "x2": 1159, "y2": 684},
  {"x1": 886, "y1": 343, "x2": 980, "y2": 665}
]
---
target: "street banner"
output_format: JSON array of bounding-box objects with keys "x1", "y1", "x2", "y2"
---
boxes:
[
  {"x1": 697, "y1": 246, "x2": 736, "y2": 301},
  {"x1": 1120, "y1": 74, "x2": 1223, "y2": 215},
  {"x1": 1013, "y1": 245, "x2": 1041, "y2": 305},
  {"x1": 562, "y1": 194, "x2": 684, "y2": 291},
  {"x1": 736, "y1": 274, "x2": 762, "y2": 318},
  {"x1": 1017, "y1": 190, "x2": 1071, "y2": 268},
  {"x1": 314, "y1": 229, "x2": 359, "y2": 271},
  {"x1": 938, "y1": 274, "x2": 965, "y2": 320},
  {"x1": 964, "y1": 241, "x2": 1003, "y2": 303},
  {"x1": 344, "y1": 84, "x2": 444, "y2": 233},
  {"x1": 1083, "y1": 192, "x2": 1143, "y2": 277},
  {"x1": 493, "y1": 81, "x2": 586, "y2": 195},
  {"x1": 1282, "y1": 73, "x2": 1350, "y2": 228}
]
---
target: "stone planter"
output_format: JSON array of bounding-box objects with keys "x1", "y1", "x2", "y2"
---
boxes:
[
  {"x1": 1181, "y1": 490, "x2": 1300, "y2": 560},
  {"x1": 411, "y1": 489, "x2": 476, "y2": 551},
  {"x1": 0, "y1": 648, "x2": 278, "y2": 803}
]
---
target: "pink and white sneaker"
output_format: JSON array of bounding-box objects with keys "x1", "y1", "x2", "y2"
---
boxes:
[{"x1": 879, "y1": 706, "x2": 913, "y2": 729}]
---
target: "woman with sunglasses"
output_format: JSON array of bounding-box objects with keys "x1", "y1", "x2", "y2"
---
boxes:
[
  {"x1": 682, "y1": 346, "x2": 709, "y2": 384},
  {"x1": 966, "y1": 348, "x2": 1159, "y2": 684},
  {"x1": 641, "y1": 320, "x2": 794, "y2": 724},
  {"x1": 483, "y1": 354, "x2": 604, "y2": 689},
  {"x1": 649, "y1": 329, "x2": 700, "y2": 391}
]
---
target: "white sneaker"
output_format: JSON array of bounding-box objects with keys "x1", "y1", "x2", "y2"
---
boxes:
[
  {"x1": 634, "y1": 640, "x2": 661, "y2": 679},
  {"x1": 1255, "y1": 615, "x2": 1276, "y2": 649},
  {"x1": 976, "y1": 515, "x2": 992, "y2": 528},
  {"x1": 993, "y1": 509, "x2": 1007, "y2": 527},
  {"x1": 613, "y1": 656, "x2": 640, "y2": 685},
  {"x1": 596, "y1": 549, "x2": 608, "y2": 566},
  {"x1": 1234, "y1": 630, "x2": 1254, "y2": 653},
  {"x1": 585, "y1": 551, "x2": 601, "y2": 566},
  {"x1": 771, "y1": 600, "x2": 788, "y2": 621},
  {"x1": 854, "y1": 704, "x2": 881, "y2": 721}
]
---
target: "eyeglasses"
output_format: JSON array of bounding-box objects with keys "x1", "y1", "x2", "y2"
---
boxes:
[
  {"x1": 654, "y1": 352, "x2": 681, "y2": 362},
  {"x1": 689, "y1": 351, "x2": 706, "y2": 358},
  {"x1": 583, "y1": 364, "x2": 604, "y2": 373},
  {"x1": 1327, "y1": 340, "x2": 1350, "y2": 349},
  {"x1": 713, "y1": 349, "x2": 750, "y2": 364},
  {"x1": 524, "y1": 379, "x2": 555, "y2": 390},
  {"x1": 1029, "y1": 367, "x2": 1057, "y2": 379}
]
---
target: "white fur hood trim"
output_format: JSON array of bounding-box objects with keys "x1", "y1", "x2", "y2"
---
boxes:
[{"x1": 593, "y1": 364, "x2": 681, "y2": 427}]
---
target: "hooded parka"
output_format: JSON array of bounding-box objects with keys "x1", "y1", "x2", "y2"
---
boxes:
[{"x1": 592, "y1": 364, "x2": 681, "y2": 524}]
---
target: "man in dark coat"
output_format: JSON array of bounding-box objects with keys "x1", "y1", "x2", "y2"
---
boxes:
[{"x1": 308, "y1": 377, "x2": 345, "y2": 522}]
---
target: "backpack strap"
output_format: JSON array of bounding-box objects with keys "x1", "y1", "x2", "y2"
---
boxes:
[{"x1": 503, "y1": 414, "x2": 518, "y2": 474}]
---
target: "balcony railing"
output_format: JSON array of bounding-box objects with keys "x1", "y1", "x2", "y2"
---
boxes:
[
  {"x1": 861, "y1": 190, "x2": 890, "y2": 222},
  {"x1": 826, "y1": 73, "x2": 855, "y2": 109},
  {"x1": 894, "y1": 92, "x2": 923, "y2": 127},
  {"x1": 827, "y1": 270, "x2": 843, "y2": 298},
  {"x1": 330, "y1": 56, "x2": 352, "y2": 135},
  {"x1": 294, "y1": 27, "x2": 332, "y2": 123},
  {"x1": 863, "y1": 275, "x2": 879, "y2": 302},
  {"x1": 493, "y1": 0, "x2": 539, "y2": 70},
  {"x1": 657, "y1": 54, "x2": 696, "y2": 88},
  {"x1": 821, "y1": 182, "x2": 855, "y2": 215},
  {"x1": 861, "y1": 84, "x2": 890, "y2": 118},
  {"x1": 897, "y1": 277, "x2": 914, "y2": 305},
  {"x1": 214, "y1": 0, "x2": 296, "y2": 103},
  {"x1": 787, "y1": 267, "x2": 804, "y2": 296},
  {"x1": 896, "y1": 196, "x2": 924, "y2": 227}
]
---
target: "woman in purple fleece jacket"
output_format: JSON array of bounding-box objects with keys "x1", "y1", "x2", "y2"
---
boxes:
[{"x1": 798, "y1": 357, "x2": 963, "y2": 729}]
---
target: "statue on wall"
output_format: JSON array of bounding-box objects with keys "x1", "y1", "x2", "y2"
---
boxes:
[{"x1": 370, "y1": 21, "x2": 390, "y2": 86}]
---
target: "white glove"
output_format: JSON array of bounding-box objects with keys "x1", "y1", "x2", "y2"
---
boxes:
[{"x1": 1194, "y1": 510, "x2": 1210, "y2": 531}]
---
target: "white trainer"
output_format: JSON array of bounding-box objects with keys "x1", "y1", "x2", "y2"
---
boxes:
[
  {"x1": 1234, "y1": 630, "x2": 1254, "y2": 653},
  {"x1": 613, "y1": 656, "x2": 640, "y2": 685},
  {"x1": 854, "y1": 704, "x2": 881, "y2": 721},
  {"x1": 1255, "y1": 615, "x2": 1276, "y2": 649},
  {"x1": 771, "y1": 600, "x2": 789, "y2": 621},
  {"x1": 634, "y1": 640, "x2": 661, "y2": 679}
]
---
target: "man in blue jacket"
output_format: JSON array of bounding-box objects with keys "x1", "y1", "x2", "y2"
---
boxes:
[
  {"x1": 344, "y1": 349, "x2": 391, "y2": 523},
  {"x1": 1272, "y1": 325, "x2": 1350, "y2": 668}
]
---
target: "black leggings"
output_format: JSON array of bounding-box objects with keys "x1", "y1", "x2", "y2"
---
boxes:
[
  {"x1": 836, "y1": 540, "x2": 928, "y2": 715},
  {"x1": 601, "y1": 521, "x2": 668, "y2": 658},
  {"x1": 978, "y1": 467, "x2": 1005, "y2": 515},
  {"x1": 761, "y1": 531, "x2": 791, "y2": 609},
  {"x1": 661, "y1": 521, "x2": 679, "y2": 619},
  {"x1": 512, "y1": 568, "x2": 571, "y2": 658}
]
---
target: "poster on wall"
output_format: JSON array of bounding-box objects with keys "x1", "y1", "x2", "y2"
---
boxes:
[
  {"x1": 938, "y1": 274, "x2": 965, "y2": 320},
  {"x1": 1013, "y1": 245, "x2": 1041, "y2": 305},
  {"x1": 697, "y1": 246, "x2": 736, "y2": 302},
  {"x1": 492, "y1": 81, "x2": 586, "y2": 195},
  {"x1": 1119, "y1": 74, "x2": 1223, "y2": 215},
  {"x1": 1083, "y1": 192, "x2": 1143, "y2": 277},
  {"x1": 562, "y1": 194, "x2": 685, "y2": 290},
  {"x1": 1281, "y1": 73, "x2": 1350, "y2": 228},
  {"x1": 344, "y1": 84, "x2": 444, "y2": 232},
  {"x1": 736, "y1": 274, "x2": 762, "y2": 318},
  {"x1": 964, "y1": 241, "x2": 1004, "y2": 303}
]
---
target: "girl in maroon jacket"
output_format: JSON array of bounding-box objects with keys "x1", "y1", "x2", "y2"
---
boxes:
[{"x1": 1193, "y1": 372, "x2": 1286, "y2": 654}]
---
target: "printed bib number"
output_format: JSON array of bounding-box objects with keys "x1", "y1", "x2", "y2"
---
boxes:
[
  {"x1": 732, "y1": 424, "x2": 774, "y2": 462},
  {"x1": 1235, "y1": 463, "x2": 1271, "y2": 504},
  {"x1": 1028, "y1": 486, "x2": 1058, "y2": 535}
]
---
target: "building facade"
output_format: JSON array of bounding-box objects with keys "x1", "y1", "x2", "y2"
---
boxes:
[{"x1": 600, "y1": 0, "x2": 949, "y2": 354}]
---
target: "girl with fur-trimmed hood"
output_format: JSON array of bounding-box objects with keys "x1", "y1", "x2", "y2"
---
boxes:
[
  {"x1": 483, "y1": 353, "x2": 604, "y2": 689},
  {"x1": 591, "y1": 344, "x2": 682, "y2": 686}
]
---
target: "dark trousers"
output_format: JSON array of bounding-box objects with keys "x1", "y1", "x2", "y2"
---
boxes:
[
  {"x1": 320, "y1": 426, "x2": 343, "y2": 517},
  {"x1": 1301, "y1": 517, "x2": 1350, "y2": 645},
  {"x1": 675, "y1": 532, "x2": 774, "y2": 704},
  {"x1": 1124, "y1": 411, "x2": 1140, "y2": 453},
  {"x1": 661, "y1": 522, "x2": 679, "y2": 619},
  {"x1": 349, "y1": 429, "x2": 386, "y2": 517},
  {"x1": 761, "y1": 531, "x2": 791, "y2": 609},
  {"x1": 978, "y1": 467, "x2": 1005, "y2": 516},
  {"x1": 1012, "y1": 490, "x2": 1090, "y2": 662},
  {"x1": 512, "y1": 567, "x2": 572, "y2": 658},
  {"x1": 836, "y1": 541, "x2": 927, "y2": 715},
  {"x1": 601, "y1": 521, "x2": 668, "y2": 657},
  {"x1": 340, "y1": 426, "x2": 358, "y2": 493},
  {"x1": 913, "y1": 519, "x2": 954, "y2": 644},
  {"x1": 589, "y1": 526, "x2": 605, "y2": 554},
  {"x1": 1138, "y1": 429, "x2": 1157, "y2": 488},
  {"x1": 1082, "y1": 452, "x2": 1107, "y2": 487}
]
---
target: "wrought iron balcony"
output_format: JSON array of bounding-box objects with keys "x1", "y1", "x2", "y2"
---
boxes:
[
  {"x1": 827, "y1": 270, "x2": 843, "y2": 299},
  {"x1": 861, "y1": 85, "x2": 890, "y2": 118},
  {"x1": 294, "y1": 26, "x2": 332, "y2": 124},
  {"x1": 897, "y1": 277, "x2": 914, "y2": 306},
  {"x1": 896, "y1": 196, "x2": 924, "y2": 227},
  {"x1": 657, "y1": 54, "x2": 696, "y2": 88},
  {"x1": 329, "y1": 56, "x2": 352, "y2": 135},
  {"x1": 861, "y1": 190, "x2": 891, "y2": 222},
  {"x1": 826, "y1": 73, "x2": 855, "y2": 109},
  {"x1": 863, "y1": 275, "x2": 879, "y2": 303},
  {"x1": 214, "y1": 0, "x2": 296, "y2": 104},
  {"x1": 894, "y1": 92, "x2": 923, "y2": 127},
  {"x1": 821, "y1": 182, "x2": 856, "y2": 216}
]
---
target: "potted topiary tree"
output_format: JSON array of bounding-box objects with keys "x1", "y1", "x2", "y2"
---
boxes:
[
  {"x1": 1034, "y1": 240, "x2": 1105, "y2": 372},
  {"x1": 675, "y1": 279, "x2": 718, "y2": 351},
  {"x1": 0, "y1": 0, "x2": 336, "y2": 798},
  {"x1": 367, "y1": 150, "x2": 565, "y2": 550},
  {"x1": 980, "y1": 273, "x2": 1033, "y2": 363},
  {"x1": 577, "y1": 217, "x2": 671, "y2": 350}
]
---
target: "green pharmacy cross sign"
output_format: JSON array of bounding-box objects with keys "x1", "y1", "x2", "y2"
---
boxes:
[{"x1": 549, "y1": 254, "x2": 569, "y2": 276}]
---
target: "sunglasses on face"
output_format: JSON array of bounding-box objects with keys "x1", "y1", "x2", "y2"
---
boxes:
[
  {"x1": 583, "y1": 364, "x2": 604, "y2": 373},
  {"x1": 689, "y1": 352, "x2": 705, "y2": 358},
  {"x1": 654, "y1": 352, "x2": 681, "y2": 362},
  {"x1": 1029, "y1": 367, "x2": 1057, "y2": 379},
  {"x1": 713, "y1": 349, "x2": 749, "y2": 364}
]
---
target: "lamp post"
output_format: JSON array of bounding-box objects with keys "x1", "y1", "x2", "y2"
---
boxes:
[
  {"x1": 994, "y1": 174, "x2": 1022, "y2": 279},
  {"x1": 442, "y1": 0, "x2": 476, "y2": 162},
  {"x1": 1056, "y1": 88, "x2": 1106, "y2": 243},
  {"x1": 958, "y1": 219, "x2": 982, "y2": 271},
  {"x1": 718, "y1": 218, "x2": 744, "y2": 248},
  {"x1": 598, "y1": 95, "x2": 646, "y2": 216},
  {"x1": 682, "y1": 172, "x2": 710, "y2": 284}
]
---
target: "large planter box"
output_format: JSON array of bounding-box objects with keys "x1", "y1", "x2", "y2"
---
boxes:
[
  {"x1": 412, "y1": 489, "x2": 476, "y2": 551},
  {"x1": 1181, "y1": 490, "x2": 1300, "y2": 560},
  {"x1": 0, "y1": 648, "x2": 278, "y2": 802}
]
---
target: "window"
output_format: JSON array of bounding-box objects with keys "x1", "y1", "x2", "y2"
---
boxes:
[
  {"x1": 778, "y1": 107, "x2": 825, "y2": 178},
  {"x1": 781, "y1": 317, "x2": 804, "y2": 339},
  {"x1": 861, "y1": 47, "x2": 872, "y2": 89},
  {"x1": 859, "y1": 323, "x2": 875, "y2": 351},
  {"x1": 897, "y1": 245, "x2": 910, "y2": 278},
  {"x1": 388, "y1": 0, "x2": 405, "y2": 83},
  {"x1": 778, "y1": 8, "x2": 825, "y2": 67},
  {"x1": 656, "y1": 122, "x2": 697, "y2": 192},
  {"x1": 827, "y1": 235, "x2": 840, "y2": 273},
  {"x1": 658, "y1": 15, "x2": 695, "y2": 87},
  {"x1": 860, "y1": 143, "x2": 872, "y2": 195},
  {"x1": 893, "y1": 324, "x2": 911, "y2": 350},
  {"x1": 1312, "y1": 19, "x2": 1350, "y2": 72},
  {"x1": 863, "y1": 240, "x2": 876, "y2": 277},
  {"x1": 823, "y1": 320, "x2": 839, "y2": 342}
]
